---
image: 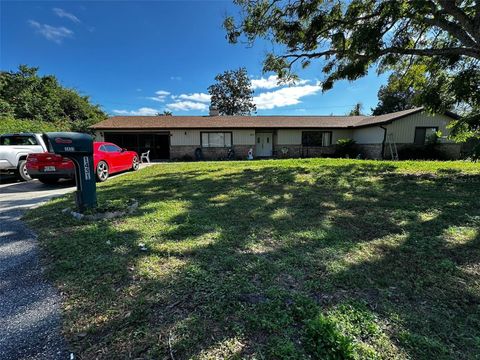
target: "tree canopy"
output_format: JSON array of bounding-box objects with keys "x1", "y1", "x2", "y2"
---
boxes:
[
  {"x1": 208, "y1": 67, "x2": 256, "y2": 115},
  {"x1": 225, "y1": 0, "x2": 480, "y2": 137},
  {"x1": 0, "y1": 65, "x2": 106, "y2": 132},
  {"x1": 348, "y1": 102, "x2": 363, "y2": 116}
]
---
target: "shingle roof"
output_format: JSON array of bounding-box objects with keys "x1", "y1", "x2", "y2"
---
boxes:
[{"x1": 91, "y1": 107, "x2": 435, "y2": 130}]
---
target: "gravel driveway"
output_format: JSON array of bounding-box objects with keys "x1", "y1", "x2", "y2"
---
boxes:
[{"x1": 0, "y1": 179, "x2": 75, "y2": 359}]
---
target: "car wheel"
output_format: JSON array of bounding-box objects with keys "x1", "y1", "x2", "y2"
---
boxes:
[
  {"x1": 38, "y1": 177, "x2": 60, "y2": 185},
  {"x1": 17, "y1": 160, "x2": 32, "y2": 181},
  {"x1": 132, "y1": 156, "x2": 140, "y2": 171},
  {"x1": 96, "y1": 161, "x2": 109, "y2": 182}
]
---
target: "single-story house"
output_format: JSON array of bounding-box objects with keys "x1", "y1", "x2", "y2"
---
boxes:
[{"x1": 90, "y1": 107, "x2": 462, "y2": 160}]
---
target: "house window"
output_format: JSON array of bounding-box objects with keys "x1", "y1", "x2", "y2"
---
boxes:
[
  {"x1": 302, "y1": 131, "x2": 332, "y2": 147},
  {"x1": 201, "y1": 132, "x2": 232, "y2": 148},
  {"x1": 414, "y1": 127, "x2": 438, "y2": 145}
]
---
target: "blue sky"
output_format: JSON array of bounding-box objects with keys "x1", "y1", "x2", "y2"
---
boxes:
[{"x1": 1, "y1": 1, "x2": 388, "y2": 116}]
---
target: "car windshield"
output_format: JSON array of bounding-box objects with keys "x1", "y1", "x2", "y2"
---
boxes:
[{"x1": 0, "y1": 135, "x2": 38, "y2": 145}]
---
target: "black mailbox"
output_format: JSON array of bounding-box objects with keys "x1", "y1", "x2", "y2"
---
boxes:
[{"x1": 43, "y1": 132, "x2": 97, "y2": 212}]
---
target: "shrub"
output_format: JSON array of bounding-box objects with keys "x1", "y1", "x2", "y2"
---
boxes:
[
  {"x1": 335, "y1": 138, "x2": 357, "y2": 158},
  {"x1": 304, "y1": 313, "x2": 356, "y2": 360},
  {"x1": 0, "y1": 116, "x2": 71, "y2": 134}
]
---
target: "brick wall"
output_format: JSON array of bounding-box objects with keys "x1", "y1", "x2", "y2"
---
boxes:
[
  {"x1": 170, "y1": 145, "x2": 253, "y2": 160},
  {"x1": 273, "y1": 145, "x2": 337, "y2": 158}
]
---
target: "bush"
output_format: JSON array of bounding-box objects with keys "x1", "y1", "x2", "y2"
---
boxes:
[
  {"x1": 304, "y1": 314, "x2": 356, "y2": 360},
  {"x1": 335, "y1": 138, "x2": 357, "y2": 158},
  {"x1": 0, "y1": 116, "x2": 71, "y2": 134}
]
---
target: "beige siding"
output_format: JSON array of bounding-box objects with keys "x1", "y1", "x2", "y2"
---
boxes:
[
  {"x1": 233, "y1": 130, "x2": 256, "y2": 145},
  {"x1": 332, "y1": 129, "x2": 354, "y2": 143},
  {"x1": 170, "y1": 130, "x2": 200, "y2": 146},
  {"x1": 277, "y1": 130, "x2": 302, "y2": 145},
  {"x1": 277, "y1": 129, "x2": 353, "y2": 145},
  {"x1": 353, "y1": 127, "x2": 384, "y2": 144},
  {"x1": 385, "y1": 112, "x2": 454, "y2": 143},
  {"x1": 170, "y1": 129, "x2": 255, "y2": 146}
]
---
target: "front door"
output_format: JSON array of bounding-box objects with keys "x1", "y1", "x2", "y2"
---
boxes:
[{"x1": 255, "y1": 133, "x2": 273, "y2": 157}]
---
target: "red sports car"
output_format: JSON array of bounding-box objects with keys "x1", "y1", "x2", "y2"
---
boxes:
[{"x1": 26, "y1": 142, "x2": 140, "y2": 184}]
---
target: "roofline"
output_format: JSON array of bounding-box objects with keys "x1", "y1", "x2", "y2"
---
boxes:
[
  {"x1": 353, "y1": 108, "x2": 425, "y2": 129},
  {"x1": 91, "y1": 108, "x2": 461, "y2": 130},
  {"x1": 92, "y1": 126, "x2": 358, "y2": 130}
]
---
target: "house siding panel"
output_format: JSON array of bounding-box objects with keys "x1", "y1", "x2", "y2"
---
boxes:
[
  {"x1": 353, "y1": 127, "x2": 384, "y2": 144},
  {"x1": 170, "y1": 130, "x2": 201, "y2": 146},
  {"x1": 170, "y1": 129, "x2": 255, "y2": 146},
  {"x1": 385, "y1": 112, "x2": 453, "y2": 143},
  {"x1": 277, "y1": 129, "x2": 354, "y2": 145}
]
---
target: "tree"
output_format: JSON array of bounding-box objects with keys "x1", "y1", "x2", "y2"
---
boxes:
[
  {"x1": 224, "y1": 0, "x2": 480, "y2": 137},
  {"x1": 0, "y1": 65, "x2": 106, "y2": 131},
  {"x1": 348, "y1": 102, "x2": 363, "y2": 116},
  {"x1": 371, "y1": 64, "x2": 429, "y2": 115},
  {"x1": 372, "y1": 84, "x2": 416, "y2": 116},
  {"x1": 156, "y1": 110, "x2": 172, "y2": 116},
  {"x1": 208, "y1": 67, "x2": 256, "y2": 115}
]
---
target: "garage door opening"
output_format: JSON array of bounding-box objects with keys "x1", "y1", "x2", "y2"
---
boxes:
[{"x1": 104, "y1": 133, "x2": 170, "y2": 160}]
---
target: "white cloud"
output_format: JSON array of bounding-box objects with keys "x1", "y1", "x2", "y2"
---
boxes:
[
  {"x1": 253, "y1": 84, "x2": 321, "y2": 110},
  {"x1": 251, "y1": 75, "x2": 309, "y2": 90},
  {"x1": 52, "y1": 8, "x2": 81, "y2": 23},
  {"x1": 166, "y1": 101, "x2": 209, "y2": 112},
  {"x1": 28, "y1": 20, "x2": 73, "y2": 43},
  {"x1": 147, "y1": 90, "x2": 170, "y2": 102},
  {"x1": 113, "y1": 107, "x2": 159, "y2": 116},
  {"x1": 170, "y1": 76, "x2": 182, "y2": 81},
  {"x1": 176, "y1": 93, "x2": 211, "y2": 103}
]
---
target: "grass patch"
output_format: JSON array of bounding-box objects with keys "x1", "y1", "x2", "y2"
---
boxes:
[{"x1": 25, "y1": 158, "x2": 480, "y2": 359}]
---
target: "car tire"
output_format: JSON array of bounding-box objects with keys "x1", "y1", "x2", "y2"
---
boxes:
[
  {"x1": 38, "y1": 177, "x2": 60, "y2": 185},
  {"x1": 132, "y1": 156, "x2": 140, "y2": 171},
  {"x1": 96, "y1": 161, "x2": 109, "y2": 182},
  {"x1": 17, "y1": 160, "x2": 32, "y2": 181}
]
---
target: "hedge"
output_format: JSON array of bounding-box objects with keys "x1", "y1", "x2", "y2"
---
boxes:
[{"x1": 0, "y1": 117, "x2": 71, "y2": 134}]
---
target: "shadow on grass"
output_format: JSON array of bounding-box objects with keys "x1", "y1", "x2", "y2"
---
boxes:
[{"x1": 26, "y1": 161, "x2": 480, "y2": 359}]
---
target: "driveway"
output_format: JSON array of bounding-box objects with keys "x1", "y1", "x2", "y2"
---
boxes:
[
  {"x1": 0, "y1": 179, "x2": 75, "y2": 359},
  {"x1": 0, "y1": 165, "x2": 153, "y2": 359}
]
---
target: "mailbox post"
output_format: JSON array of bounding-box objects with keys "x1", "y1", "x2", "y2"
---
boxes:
[{"x1": 43, "y1": 132, "x2": 97, "y2": 212}]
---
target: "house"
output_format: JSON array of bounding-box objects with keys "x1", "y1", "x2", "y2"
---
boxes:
[{"x1": 90, "y1": 107, "x2": 462, "y2": 161}]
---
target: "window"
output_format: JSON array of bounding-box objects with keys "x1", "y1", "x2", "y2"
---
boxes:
[
  {"x1": 201, "y1": 132, "x2": 232, "y2": 148},
  {"x1": 0, "y1": 135, "x2": 38, "y2": 145},
  {"x1": 302, "y1": 131, "x2": 332, "y2": 147},
  {"x1": 105, "y1": 144, "x2": 122, "y2": 152},
  {"x1": 414, "y1": 127, "x2": 438, "y2": 145}
]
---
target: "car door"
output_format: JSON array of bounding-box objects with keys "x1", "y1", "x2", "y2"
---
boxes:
[{"x1": 104, "y1": 144, "x2": 124, "y2": 172}]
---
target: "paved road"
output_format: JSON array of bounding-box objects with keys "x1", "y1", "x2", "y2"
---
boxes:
[{"x1": 0, "y1": 178, "x2": 75, "y2": 360}]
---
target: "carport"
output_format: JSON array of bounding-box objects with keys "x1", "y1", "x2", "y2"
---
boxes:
[{"x1": 103, "y1": 132, "x2": 170, "y2": 160}]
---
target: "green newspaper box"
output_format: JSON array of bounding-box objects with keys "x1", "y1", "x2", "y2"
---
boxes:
[{"x1": 43, "y1": 132, "x2": 97, "y2": 212}]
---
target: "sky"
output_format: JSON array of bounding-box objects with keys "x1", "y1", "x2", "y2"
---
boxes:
[{"x1": 1, "y1": 1, "x2": 389, "y2": 116}]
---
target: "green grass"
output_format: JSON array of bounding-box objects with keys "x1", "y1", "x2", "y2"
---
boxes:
[{"x1": 25, "y1": 158, "x2": 480, "y2": 359}]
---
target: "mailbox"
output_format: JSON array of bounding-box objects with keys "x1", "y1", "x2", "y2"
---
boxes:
[{"x1": 43, "y1": 132, "x2": 97, "y2": 212}]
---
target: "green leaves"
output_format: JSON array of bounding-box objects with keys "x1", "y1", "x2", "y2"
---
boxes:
[
  {"x1": 0, "y1": 65, "x2": 106, "y2": 132},
  {"x1": 208, "y1": 67, "x2": 256, "y2": 116}
]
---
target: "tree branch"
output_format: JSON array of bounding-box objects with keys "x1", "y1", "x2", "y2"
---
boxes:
[{"x1": 436, "y1": 0, "x2": 478, "y2": 42}]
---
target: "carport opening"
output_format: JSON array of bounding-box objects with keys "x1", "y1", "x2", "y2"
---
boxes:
[{"x1": 104, "y1": 133, "x2": 170, "y2": 160}]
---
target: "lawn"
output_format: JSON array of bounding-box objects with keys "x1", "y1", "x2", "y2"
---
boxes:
[{"x1": 26, "y1": 159, "x2": 480, "y2": 359}]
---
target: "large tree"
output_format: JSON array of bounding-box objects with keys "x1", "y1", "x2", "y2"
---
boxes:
[
  {"x1": 208, "y1": 67, "x2": 256, "y2": 115},
  {"x1": 224, "y1": 0, "x2": 480, "y2": 136},
  {"x1": 0, "y1": 65, "x2": 106, "y2": 131}
]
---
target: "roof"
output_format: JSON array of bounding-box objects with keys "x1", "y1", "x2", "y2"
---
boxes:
[{"x1": 91, "y1": 107, "x2": 454, "y2": 130}]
